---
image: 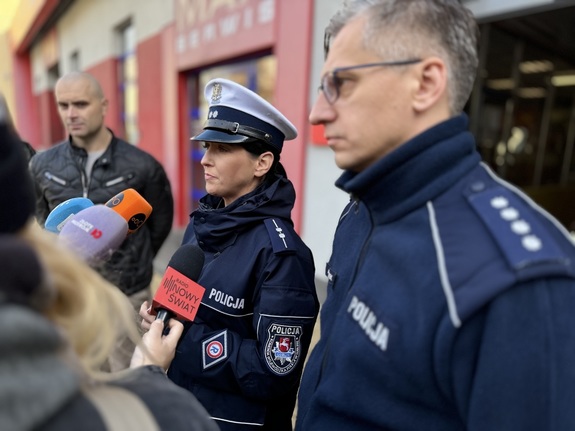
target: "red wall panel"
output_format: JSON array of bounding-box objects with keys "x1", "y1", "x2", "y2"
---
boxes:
[
  {"x1": 35, "y1": 89, "x2": 65, "y2": 147},
  {"x1": 12, "y1": 54, "x2": 41, "y2": 149},
  {"x1": 274, "y1": 0, "x2": 313, "y2": 232},
  {"x1": 136, "y1": 34, "x2": 164, "y2": 164},
  {"x1": 86, "y1": 59, "x2": 122, "y2": 139},
  {"x1": 177, "y1": 73, "x2": 190, "y2": 226}
]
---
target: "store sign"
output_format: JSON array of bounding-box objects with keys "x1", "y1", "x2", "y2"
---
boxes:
[
  {"x1": 175, "y1": 0, "x2": 276, "y2": 69},
  {"x1": 462, "y1": 0, "x2": 558, "y2": 19}
]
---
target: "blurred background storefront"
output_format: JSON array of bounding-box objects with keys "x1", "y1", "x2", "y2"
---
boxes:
[
  {"x1": 1, "y1": 0, "x2": 575, "y2": 282},
  {"x1": 464, "y1": 0, "x2": 575, "y2": 231},
  {"x1": 173, "y1": 0, "x2": 311, "y2": 228}
]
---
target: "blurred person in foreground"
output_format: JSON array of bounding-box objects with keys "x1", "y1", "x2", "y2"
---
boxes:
[
  {"x1": 0, "y1": 111, "x2": 218, "y2": 431},
  {"x1": 140, "y1": 78, "x2": 319, "y2": 430},
  {"x1": 28, "y1": 71, "x2": 174, "y2": 371},
  {"x1": 0, "y1": 93, "x2": 36, "y2": 161},
  {"x1": 295, "y1": 1, "x2": 575, "y2": 430}
]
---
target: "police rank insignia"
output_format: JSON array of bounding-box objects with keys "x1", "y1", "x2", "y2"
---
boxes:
[
  {"x1": 264, "y1": 324, "x2": 301, "y2": 375},
  {"x1": 264, "y1": 218, "x2": 296, "y2": 254},
  {"x1": 202, "y1": 330, "x2": 228, "y2": 369}
]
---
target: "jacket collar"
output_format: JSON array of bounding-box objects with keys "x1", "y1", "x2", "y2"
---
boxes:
[
  {"x1": 193, "y1": 175, "x2": 295, "y2": 252},
  {"x1": 67, "y1": 128, "x2": 117, "y2": 167},
  {"x1": 336, "y1": 114, "x2": 481, "y2": 224}
]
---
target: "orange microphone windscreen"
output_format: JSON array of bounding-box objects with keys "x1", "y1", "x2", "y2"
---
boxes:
[{"x1": 105, "y1": 188, "x2": 153, "y2": 235}]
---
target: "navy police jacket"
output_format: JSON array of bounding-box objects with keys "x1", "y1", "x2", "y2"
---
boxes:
[
  {"x1": 296, "y1": 115, "x2": 575, "y2": 431},
  {"x1": 168, "y1": 174, "x2": 319, "y2": 431}
]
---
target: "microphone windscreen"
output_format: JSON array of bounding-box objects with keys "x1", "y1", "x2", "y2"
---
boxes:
[
  {"x1": 168, "y1": 244, "x2": 205, "y2": 276},
  {"x1": 58, "y1": 205, "x2": 128, "y2": 264},
  {"x1": 45, "y1": 197, "x2": 94, "y2": 233},
  {"x1": 151, "y1": 244, "x2": 205, "y2": 322},
  {"x1": 105, "y1": 188, "x2": 152, "y2": 235}
]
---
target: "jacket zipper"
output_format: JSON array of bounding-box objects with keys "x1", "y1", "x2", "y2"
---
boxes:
[
  {"x1": 81, "y1": 170, "x2": 89, "y2": 198},
  {"x1": 44, "y1": 172, "x2": 67, "y2": 186},
  {"x1": 105, "y1": 174, "x2": 134, "y2": 187},
  {"x1": 305, "y1": 197, "x2": 374, "y2": 413}
]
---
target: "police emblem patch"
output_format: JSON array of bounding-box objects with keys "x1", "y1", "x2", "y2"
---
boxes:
[
  {"x1": 264, "y1": 324, "x2": 302, "y2": 375},
  {"x1": 202, "y1": 330, "x2": 228, "y2": 369}
]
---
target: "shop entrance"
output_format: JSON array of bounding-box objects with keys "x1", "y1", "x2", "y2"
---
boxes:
[{"x1": 469, "y1": 5, "x2": 575, "y2": 230}]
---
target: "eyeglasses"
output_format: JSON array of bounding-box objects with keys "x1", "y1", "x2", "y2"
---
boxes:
[{"x1": 318, "y1": 59, "x2": 422, "y2": 104}]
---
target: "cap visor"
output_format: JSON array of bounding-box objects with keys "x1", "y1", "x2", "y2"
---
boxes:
[{"x1": 190, "y1": 129, "x2": 254, "y2": 144}]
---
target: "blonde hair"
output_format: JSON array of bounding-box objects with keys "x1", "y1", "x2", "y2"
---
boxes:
[{"x1": 19, "y1": 220, "x2": 142, "y2": 379}]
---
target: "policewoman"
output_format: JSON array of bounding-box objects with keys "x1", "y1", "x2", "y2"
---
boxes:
[{"x1": 166, "y1": 79, "x2": 319, "y2": 430}]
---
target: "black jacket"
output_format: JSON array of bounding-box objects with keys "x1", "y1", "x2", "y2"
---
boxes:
[
  {"x1": 29, "y1": 132, "x2": 174, "y2": 294},
  {"x1": 21, "y1": 140, "x2": 36, "y2": 162}
]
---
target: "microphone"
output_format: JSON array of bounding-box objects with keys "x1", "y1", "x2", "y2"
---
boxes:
[
  {"x1": 44, "y1": 197, "x2": 94, "y2": 233},
  {"x1": 105, "y1": 188, "x2": 152, "y2": 235},
  {"x1": 58, "y1": 204, "x2": 128, "y2": 264},
  {"x1": 151, "y1": 244, "x2": 205, "y2": 326}
]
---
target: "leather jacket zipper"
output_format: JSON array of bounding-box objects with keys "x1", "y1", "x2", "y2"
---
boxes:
[
  {"x1": 44, "y1": 172, "x2": 66, "y2": 186},
  {"x1": 81, "y1": 171, "x2": 89, "y2": 198},
  {"x1": 106, "y1": 173, "x2": 134, "y2": 187}
]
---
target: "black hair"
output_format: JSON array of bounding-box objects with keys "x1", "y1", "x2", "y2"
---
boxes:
[{"x1": 241, "y1": 139, "x2": 286, "y2": 179}]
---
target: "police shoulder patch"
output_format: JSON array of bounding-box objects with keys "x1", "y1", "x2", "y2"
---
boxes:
[
  {"x1": 202, "y1": 330, "x2": 228, "y2": 369},
  {"x1": 264, "y1": 323, "x2": 302, "y2": 375},
  {"x1": 264, "y1": 218, "x2": 297, "y2": 254},
  {"x1": 467, "y1": 185, "x2": 565, "y2": 270}
]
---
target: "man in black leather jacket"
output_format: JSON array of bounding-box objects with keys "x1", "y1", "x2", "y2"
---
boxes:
[{"x1": 29, "y1": 71, "x2": 174, "y2": 371}]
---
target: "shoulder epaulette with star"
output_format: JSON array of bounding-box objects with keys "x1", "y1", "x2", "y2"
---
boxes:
[
  {"x1": 264, "y1": 218, "x2": 297, "y2": 255},
  {"x1": 467, "y1": 185, "x2": 566, "y2": 270}
]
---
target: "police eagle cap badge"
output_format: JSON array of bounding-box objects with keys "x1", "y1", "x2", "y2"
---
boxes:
[{"x1": 211, "y1": 82, "x2": 222, "y2": 104}]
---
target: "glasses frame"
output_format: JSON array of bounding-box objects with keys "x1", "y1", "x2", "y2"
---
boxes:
[{"x1": 318, "y1": 59, "x2": 422, "y2": 104}]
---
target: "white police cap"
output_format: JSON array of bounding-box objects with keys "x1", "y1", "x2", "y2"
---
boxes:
[{"x1": 191, "y1": 78, "x2": 297, "y2": 153}]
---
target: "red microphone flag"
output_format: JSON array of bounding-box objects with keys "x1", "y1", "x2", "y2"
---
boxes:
[{"x1": 152, "y1": 266, "x2": 206, "y2": 322}]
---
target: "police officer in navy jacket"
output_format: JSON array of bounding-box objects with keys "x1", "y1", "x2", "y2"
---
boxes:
[
  {"x1": 295, "y1": 1, "x2": 575, "y2": 430},
  {"x1": 141, "y1": 79, "x2": 319, "y2": 430}
]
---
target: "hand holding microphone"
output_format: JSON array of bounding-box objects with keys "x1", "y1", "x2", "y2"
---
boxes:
[
  {"x1": 139, "y1": 244, "x2": 205, "y2": 333},
  {"x1": 150, "y1": 244, "x2": 206, "y2": 325},
  {"x1": 130, "y1": 318, "x2": 184, "y2": 370},
  {"x1": 134, "y1": 244, "x2": 205, "y2": 369}
]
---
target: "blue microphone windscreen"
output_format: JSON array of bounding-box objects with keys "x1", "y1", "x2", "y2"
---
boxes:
[{"x1": 45, "y1": 197, "x2": 94, "y2": 233}]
